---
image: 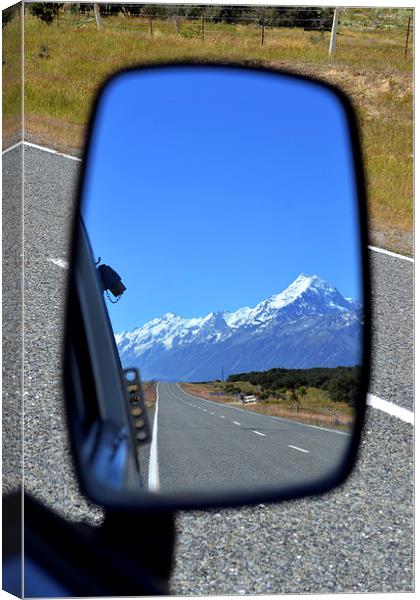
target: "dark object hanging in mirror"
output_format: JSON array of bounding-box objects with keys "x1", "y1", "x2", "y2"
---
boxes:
[{"x1": 98, "y1": 263, "x2": 127, "y2": 298}]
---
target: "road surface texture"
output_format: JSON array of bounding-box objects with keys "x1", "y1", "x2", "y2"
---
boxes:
[
  {"x1": 2, "y1": 143, "x2": 413, "y2": 592},
  {"x1": 157, "y1": 382, "x2": 350, "y2": 492}
]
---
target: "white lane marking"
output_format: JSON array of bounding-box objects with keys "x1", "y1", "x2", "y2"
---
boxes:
[
  {"x1": 48, "y1": 258, "x2": 68, "y2": 269},
  {"x1": 220, "y1": 415, "x2": 225, "y2": 419},
  {"x1": 177, "y1": 384, "x2": 349, "y2": 435},
  {"x1": 368, "y1": 245, "x2": 414, "y2": 263},
  {"x1": 210, "y1": 412, "x2": 215, "y2": 415},
  {"x1": 23, "y1": 141, "x2": 82, "y2": 162},
  {"x1": 288, "y1": 445, "x2": 309, "y2": 454},
  {"x1": 253, "y1": 430, "x2": 266, "y2": 437},
  {"x1": 367, "y1": 393, "x2": 414, "y2": 425},
  {"x1": 175, "y1": 384, "x2": 413, "y2": 434},
  {"x1": 4, "y1": 139, "x2": 414, "y2": 270},
  {"x1": 2, "y1": 141, "x2": 23, "y2": 155},
  {"x1": 148, "y1": 382, "x2": 160, "y2": 491},
  {"x1": 203, "y1": 408, "x2": 207, "y2": 412}
]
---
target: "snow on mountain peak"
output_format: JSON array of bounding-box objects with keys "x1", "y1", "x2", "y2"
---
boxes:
[
  {"x1": 115, "y1": 272, "x2": 362, "y2": 381},
  {"x1": 260, "y1": 273, "x2": 340, "y2": 313},
  {"x1": 116, "y1": 274, "x2": 357, "y2": 357},
  {"x1": 268, "y1": 273, "x2": 314, "y2": 309}
]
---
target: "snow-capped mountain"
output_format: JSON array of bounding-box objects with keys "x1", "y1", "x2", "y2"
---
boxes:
[{"x1": 115, "y1": 274, "x2": 363, "y2": 381}]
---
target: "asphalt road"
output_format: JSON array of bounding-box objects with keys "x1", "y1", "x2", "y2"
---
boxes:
[
  {"x1": 157, "y1": 382, "x2": 350, "y2": 492},
  {"x1": 2, "y1": 143, "x2": 414, "y2": 593}
]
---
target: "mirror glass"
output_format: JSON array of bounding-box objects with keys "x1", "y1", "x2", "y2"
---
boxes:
[{"x1": 80, "y1": 66, "x2": 364, "y2": 497}]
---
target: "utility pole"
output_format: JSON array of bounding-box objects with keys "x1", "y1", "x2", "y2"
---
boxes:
[
  {"x1": 221, "y1": 366, "x2": 224, "y2": 382},
  {"x1": 261, "y1": 8, "x2": 266, "y2": 46},
  {"x1": 93, "y1": 4, "x2": 101, "y2": 29},
  {"x1": 201, "y1": 11, "x2": 205, "y2": 42},
  {"x1": 328, "y1": 8, "x2": 339, "y2": 60},
  {"x1": 404, "y1": 12, "x2": 412, "y2": 59}
]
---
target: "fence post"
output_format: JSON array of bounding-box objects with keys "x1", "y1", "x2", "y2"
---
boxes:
[
  {"x1": 149, "y1": 15, "x2": 153, "y2": 37},
  {"x1": 201, "y1": 13, "x2": 205, "y2": 42},
  {"x1": 261, "y1": 8, "x2": 266, "y2": 46},
  {"x1": 93, "y1": 3, "x2": 101, "y2": 29},
  {"x1": 404, "y1": 13, "x2": 412, "y2": 59},
  {"x1": 328, "y1": 8, "x2": 339, "y2": 60}
]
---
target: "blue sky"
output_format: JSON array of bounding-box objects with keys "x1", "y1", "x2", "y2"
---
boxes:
[{"x1": 83, "y1": 66, "x2": 362, "y2": 333}]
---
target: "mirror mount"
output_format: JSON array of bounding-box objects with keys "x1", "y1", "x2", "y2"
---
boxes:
[
  {"x1": 122, "y1": 367, "x2": 151, "y2": 445},
  {"x1": 97, "y1": 263, "x2": 127, "y2": 300}
]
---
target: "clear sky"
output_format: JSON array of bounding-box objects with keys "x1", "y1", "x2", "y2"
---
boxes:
[{"x1": 83, "y1": 66, "x2": 362, "y2": 333}]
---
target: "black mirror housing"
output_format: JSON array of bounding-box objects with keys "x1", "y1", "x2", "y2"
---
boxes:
[{"x1": 64, "y1": 63, "x2": 370, "y2": 512}]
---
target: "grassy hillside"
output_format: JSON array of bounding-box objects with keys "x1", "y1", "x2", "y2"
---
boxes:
[{"x1": 2, "y1": 7, "x2": 413, "y2": 253}]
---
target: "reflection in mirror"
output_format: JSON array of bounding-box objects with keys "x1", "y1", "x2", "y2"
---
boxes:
[{"x1": 81, "y1": 66, "x2": 364, "y2": 496}]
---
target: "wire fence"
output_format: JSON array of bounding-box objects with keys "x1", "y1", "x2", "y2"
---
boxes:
[{"x1": 30, "y1": 5, "x2": 414, "y2": 60}]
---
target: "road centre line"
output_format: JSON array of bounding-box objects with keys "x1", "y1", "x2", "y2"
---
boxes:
[
  {"x1": 367, "y1": 393, "x2": 414, "y2": 425},
  {"x1": 176, "y1": 384, "x2": 414, "y2": 429},
  {"x1": 2, "y1": 140, "x2": 84, "y2": 162},
  {"x1": 167, "y1": 385, "x2": 314, "y2": 453},
  {"x1": 48, "y1": 257, "x2": 69, "y2": 269},
  {"x1": 148, "y1": 382, "x2": 160, "y2": 491},
  {"x1": 176, "y1": 384, "x2": 350, "y2": 435},
  {"x1": 2, "y1": 141, "x2": 23, "y2": 155},
  {"x1": 24, "y1": 140, "x2": 83, "y2": 162},
  {"x1": 368, "y1": 245, "x2": 414, "y2": 263},
  {"x1": 4, "y1": 143, "x2": 414, "y2": 275},
  {"x1": 3, "y1": 137, "x2": 415, "y2": 270},
  {"x1": 288, "y1": 445, "x2": 309, "y2": 454}
]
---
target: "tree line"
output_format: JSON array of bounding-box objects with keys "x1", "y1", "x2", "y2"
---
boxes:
[
  {"x1": 227, "y1": 366, "x2": 362, "y2": 405},
  {"x1": 27, "y1": 4, "x2": 334, "y2": 31}
]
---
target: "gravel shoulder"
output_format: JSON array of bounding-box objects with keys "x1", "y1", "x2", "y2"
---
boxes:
[
  {"x1": 2, "y1": 147, "x2": 23, "y2": 495},
  {"x1": 172, "y1": 409, "x2": 413, "y2": 594},
  {"x1": 369, "y1": 251, "x2": 414, "y2": 411}
]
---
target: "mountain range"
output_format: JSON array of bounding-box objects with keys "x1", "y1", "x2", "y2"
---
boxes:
[{"x1": 115, "y1": 274, "x2": 363, "y2": 382}]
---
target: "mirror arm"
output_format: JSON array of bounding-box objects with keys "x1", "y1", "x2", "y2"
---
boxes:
[{"x1": 23, "y1": 493, "x2": 172, "y2": 595}]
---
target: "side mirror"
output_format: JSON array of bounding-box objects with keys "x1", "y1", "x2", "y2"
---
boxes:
[{"x1": 65, "y1": 64, "x2": 370, "y2": 511}]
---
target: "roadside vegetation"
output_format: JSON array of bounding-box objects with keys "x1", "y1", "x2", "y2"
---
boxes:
[
  {"x1": 180, "y1": 366, "x2": 360, "y2": 432},
  {"x1": 141, "y1": 380, "x2": 157, "y2": 409},
  {"x1": 2, "y1": 4, "x2": 413, "y2": 253}
]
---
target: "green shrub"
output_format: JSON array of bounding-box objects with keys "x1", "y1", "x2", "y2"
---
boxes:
[{"x1": 29, "y1": 3, "x2": 62, "y2": 25}]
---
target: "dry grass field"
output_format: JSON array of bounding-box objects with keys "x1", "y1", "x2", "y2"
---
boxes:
[
  {"x1": 180, "y1": 382, "x2": 354, "y2": 432},
  {"x1": 2, "y1": 7, "x2": 413, "y2": 253}
]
